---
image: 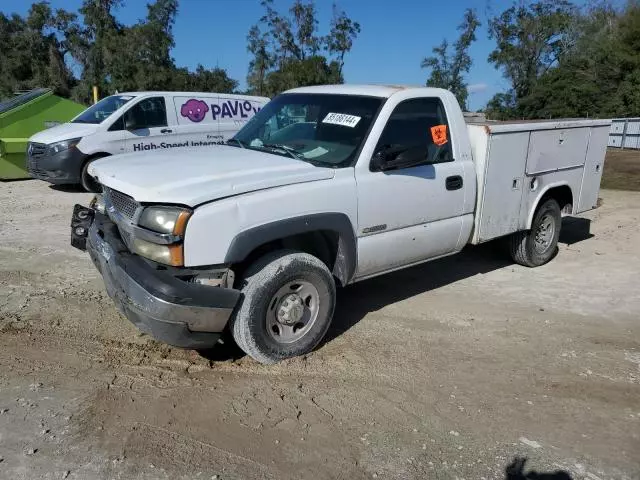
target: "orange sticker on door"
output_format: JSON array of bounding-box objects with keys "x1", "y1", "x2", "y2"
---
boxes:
[{"x1": 430, "y1": 124, "x2": 448, "y2": 146}]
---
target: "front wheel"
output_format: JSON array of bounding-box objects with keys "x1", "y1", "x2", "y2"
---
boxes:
[
  {"x1": 80, "y1": 156, "x2": 106, "y2": 192},
  {"x1": 509, "y1": 198, "x2": 561, "y2": 267},
  {"x1": 230, "y1": 250, "x2": 336, "y2": 364}
]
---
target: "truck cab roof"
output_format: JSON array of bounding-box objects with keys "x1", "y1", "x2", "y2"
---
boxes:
[
  {"x1": 283, "y1": 84, "x2": 450, "y2": 98},
  {"x1": 115, "y1": 91, "x2": 270, "y2": 101}
]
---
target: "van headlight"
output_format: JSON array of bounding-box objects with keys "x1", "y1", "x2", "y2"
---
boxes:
[
  {"x1": 131, "y1": 238, "x2": 184, "y2": 266},
  {"x1": 138, "y1": 206, "x2": 192, "y2": 236},
  {"x1": 49, "y1": 138, "x2": 81, "y2": 155}
]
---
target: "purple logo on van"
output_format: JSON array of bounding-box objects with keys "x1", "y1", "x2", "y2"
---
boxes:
[{"x1": 180, "y1": 99, "x2": 209, "y2": 123}]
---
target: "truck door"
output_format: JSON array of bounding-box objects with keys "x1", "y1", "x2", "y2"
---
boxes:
[
  {"x1": 355, "y1": 97, "x2": 466, "y2": 278},
  {"x1": 121, "y1": 97, "x2": 172, "y2": 153}
]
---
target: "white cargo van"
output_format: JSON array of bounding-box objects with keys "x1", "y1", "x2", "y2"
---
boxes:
[{"x1": 27, "y1": 91, "x2": 269, "y2": 190}]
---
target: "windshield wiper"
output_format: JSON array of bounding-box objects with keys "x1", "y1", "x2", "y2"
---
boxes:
[
  {"x1": 261, "y1": 143, "x2": 305, "y2": 160},
  {"x1": 226, "y1": 138, "x2": 246, "y2": 149}
]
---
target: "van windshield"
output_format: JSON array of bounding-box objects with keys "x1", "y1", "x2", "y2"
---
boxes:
[
  {"x1": 232, "y1": 93, "x2": 383, "y2": 168},
  {"x1": 72, "y1": 95, "x2": 134, "y2": 124}
]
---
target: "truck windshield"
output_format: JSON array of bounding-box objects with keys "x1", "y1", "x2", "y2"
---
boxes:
[
  {"x1": 232, "y1": 93, "x2": 383, "y2": 167},
  {"x1": 72, "y1": 95, "x2": 134, "y2": 124}
]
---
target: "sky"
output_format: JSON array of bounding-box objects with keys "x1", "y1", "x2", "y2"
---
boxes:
[{"x1": 0, "y1": 0, "x2": 592, "y2": 110}]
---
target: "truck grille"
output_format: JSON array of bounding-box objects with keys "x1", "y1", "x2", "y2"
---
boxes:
[{"x1": 104, "y1": 188, "x2": 140, "y2": 221}]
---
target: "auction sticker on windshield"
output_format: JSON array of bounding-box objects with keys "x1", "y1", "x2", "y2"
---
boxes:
[{"x1": 323, "y1": 112, "x2": 361, "y2": 128}]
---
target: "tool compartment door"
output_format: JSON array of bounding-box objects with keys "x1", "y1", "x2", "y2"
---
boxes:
[
  {"x1": 525, "y1": 128, "x2": 590, "y2": 175},
  {"x1": 577, "y1": 126, "x2": 609, "y2": 213},
  {"x1": 476, "y1": 132, "x2": 529, "y2": 242}
]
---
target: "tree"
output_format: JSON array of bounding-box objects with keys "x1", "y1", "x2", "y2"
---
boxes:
[
  {"x1": 0, "y1": 2, "x2": 79, "y2": 98},
  {"x1": 246, "y1": 0, "x2": 359, "y2": 96},
  {"x1": 326, "y1": 4, "x2": 361, "y2": 78},
  {"x1": 70, "y1": 0, "x2": 122, "y2": 102},
  {"x1": 247, "y1": 24, "x2": 274, "y2": 96},
  {"x1": 486, "y1": 0, "x2": 575, "y2": 117},
  {"x1": 106, "y1": 0, "x2": 180, "y2": 91},
  {"x1": 187, "y1": 65, "x2": 238, "y2": 93},
  {"x1": 64, "y1": 0, "x2": 238, "y2": 99},
  {"x1": 422, "y1": 8, "x2": 480, "y2": 110},
  {"x1": 486, "y1": 0, "x2": 640, "y2": 119}
]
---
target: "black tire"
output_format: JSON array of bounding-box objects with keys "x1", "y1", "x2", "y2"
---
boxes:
[
  {"x1": 80, "y1": 156, "x2": 106, "y2": 192},
  {"x1": 509, "y1": 198, "x2": 561, "y2": 267},
  {"x1": 230, "y1": 250, "x2": 336, "y2": 364}
]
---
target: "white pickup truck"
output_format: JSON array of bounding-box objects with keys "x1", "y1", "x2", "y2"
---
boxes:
[{"x1": 70, "y1": 85, "x2": 610, "y2": 364}]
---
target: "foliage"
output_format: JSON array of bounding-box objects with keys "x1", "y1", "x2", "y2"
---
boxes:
[
  {"x1": 486, "y1": 0, "x2": 640, "y2": 120},
  {"x1": 421, "y1": 9, "x2": 480, "y2": 110},
  {"x1": 246, "y1": 0, "x2": 359, "y2": 97},
  {"x1": 0, "y1": 0, "x2": 238, "y2": 104},
  {"x1": 0, "y1": 2, "x2": 80, "y2": 98}
]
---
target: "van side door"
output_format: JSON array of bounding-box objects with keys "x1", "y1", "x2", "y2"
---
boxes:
[
  {"x1": 218, "y1": 96, "x2": 264, "y2": 141},
  {"x1": 354, "y1": 96, "x2": 467, "y2": 278},
  {"x1": 119, "y1": 96, "x2": 172, "y2": 153},
  {"x1": 172, "y1": 95, "x2": 223, "y2": 147}
]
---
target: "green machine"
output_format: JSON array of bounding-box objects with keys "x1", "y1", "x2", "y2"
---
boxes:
[{"x1": 0, "y1": 89, "x2": 85, "y2": 180}]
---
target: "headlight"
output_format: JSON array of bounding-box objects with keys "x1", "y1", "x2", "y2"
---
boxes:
[
  {"x1": 132, "y1": 238, "x2": 184, "y2": 266},
  {"x1": 138, "y1": 206, "x2": 191, "y2": 236},
  {"x1": 49, "y1": 137, "x2": 81, "y2": 155}
]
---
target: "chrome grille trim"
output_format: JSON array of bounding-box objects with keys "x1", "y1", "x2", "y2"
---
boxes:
[
  {"x1": 101, "y1": 187, "x2": 182, "y2": 252},
  {"x1": 104, "y1": 188, "x2": 140, "y2": 221},
  {"x1": 103, "y1": 187, "x2": 142, "y2": 251}
]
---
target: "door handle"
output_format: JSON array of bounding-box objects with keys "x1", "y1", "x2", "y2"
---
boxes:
[
  {"x1": 160, "y1": 128, "x2": 173, "y2": 133},
  {"x1": 446, "y1": 175, "x2": 463, "y2": 191}
]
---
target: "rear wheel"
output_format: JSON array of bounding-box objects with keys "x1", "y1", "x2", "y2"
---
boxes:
[
  {"x1": 230, "y1": 250, "x2": 336, "y2": 364},
  {"x1": 509, "y1": 198, "x2": 561, "y2": 267}
]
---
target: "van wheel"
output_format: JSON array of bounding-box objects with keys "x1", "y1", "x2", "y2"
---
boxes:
[
  {"x1": 80, "y1": 156, "x2": 106, "y2": 192},
  {"x1": 230, "y1": 250, "x2": 336, "y2": 364},
  {"x1": 509, "y1": 198, "x2": 561, "y2": 267}
]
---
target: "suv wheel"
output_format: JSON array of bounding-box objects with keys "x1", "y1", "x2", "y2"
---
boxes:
[{"x1": 230, "y1": 250, "x2": 336, "y2": 364}]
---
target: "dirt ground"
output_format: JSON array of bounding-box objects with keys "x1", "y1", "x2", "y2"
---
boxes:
[
  {"x1": 0, "y1": 180, "x2": 639, "y2": 480},
  {"x1": 601, "y1": 149, "x2": 640, "y2": 191}
]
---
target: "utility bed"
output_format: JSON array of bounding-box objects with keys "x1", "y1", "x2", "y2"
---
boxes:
[{"x1": 466, "y1": 119, "x2": 611, "y2": 244}]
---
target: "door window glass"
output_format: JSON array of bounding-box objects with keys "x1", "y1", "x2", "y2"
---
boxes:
[
  {"x1": 125, "y1": 97, "x2": 168, "y2": 129},
  {"x1": 375, "y1": 98, "x2": 453, "y2": 165}
]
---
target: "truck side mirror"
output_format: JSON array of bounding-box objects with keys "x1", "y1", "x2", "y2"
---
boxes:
[{"x1": 373, "y1": 145, "x2": 427, "y2": 171}]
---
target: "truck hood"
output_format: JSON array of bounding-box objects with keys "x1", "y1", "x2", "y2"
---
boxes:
[
  {"x1": 29, "y1": 122, "x2": 99, "y2": 144},
  {"x1": 88, "y1": 146, "x2": 336, "y2": 206}
]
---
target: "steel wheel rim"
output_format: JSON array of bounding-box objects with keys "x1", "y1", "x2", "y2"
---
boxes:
[
  {"x1": 266, "y1": 280, "x2": 320, "y2": 344},
  {"x1": 534, "y1": 213, "x2": 555, "y2": 254}
]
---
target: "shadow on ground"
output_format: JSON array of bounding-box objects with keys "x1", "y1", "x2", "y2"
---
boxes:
[
  {"x1": 324, "y1": 240, "x2": 511, "y2": 344},
  {"x1": 505, "y1": 457, "x2": 572, "y2": 479},
  {"x1": 49, "y1": 183, "x2": 86, "y2": 193},
  {"x1": 200, "y1": 215, "x2": 597, "y2": 361},
  {"x1": 559, "y1": 217, "x2": 593, "y2": 245}
]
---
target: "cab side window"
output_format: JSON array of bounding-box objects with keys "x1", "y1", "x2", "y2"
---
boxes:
[
  {"x1": 108, "y1": 97, "x2": 168, "y2": 132},
  {"x1": 126, "y1": 97, "x2": 167, "y2": 129},
  {"x1": 375, "y1": 98, "x2": 453, "y2": 167}
]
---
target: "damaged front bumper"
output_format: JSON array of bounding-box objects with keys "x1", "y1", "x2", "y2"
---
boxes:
[{"x1": 71, "y1": 205, "x2": 240, "y2": 349}]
